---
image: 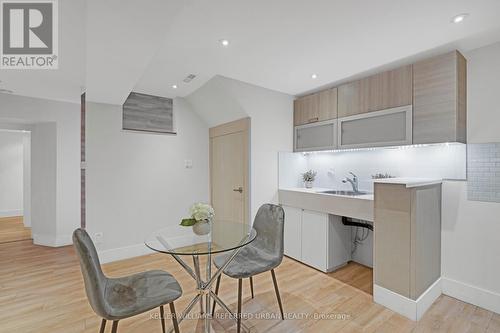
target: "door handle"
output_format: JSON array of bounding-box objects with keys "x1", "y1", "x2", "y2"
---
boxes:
[{"x1": 233, "y1": 187, "x2": 243, "y2": 193}]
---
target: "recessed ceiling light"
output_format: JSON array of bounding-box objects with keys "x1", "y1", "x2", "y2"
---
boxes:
[
  {"x1": 172, "y1": 85, "x2": 178, "y2": 89},
  {"x1": 311, "y1": 74, "x2": 318, "y2": 79},
  {"x1": 219, "y1": 39, "x2": 229, "y2": 47},
  {"x1": 451, "y1": 13, "x2": 469, "y2": 24}
]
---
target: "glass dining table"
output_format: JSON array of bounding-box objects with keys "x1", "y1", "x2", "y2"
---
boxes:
[{"x1": 145, "y1": 221, "x2": 257, "y2": 333}]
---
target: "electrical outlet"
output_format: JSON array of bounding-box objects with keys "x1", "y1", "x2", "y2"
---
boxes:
[
  {"x1": 184, "y1": 159, "x2": 193, "y2": 169},
  {"x1": 94, "y1": 232, "x2": 103, "y2": 244}
]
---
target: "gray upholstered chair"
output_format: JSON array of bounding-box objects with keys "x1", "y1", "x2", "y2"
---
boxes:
[
  {"x1": 212, "y1": 204, "x2": 285, "y2": 333},
  {"x1": 73, "y1": 228, "x2": 182, "y2": 333}
]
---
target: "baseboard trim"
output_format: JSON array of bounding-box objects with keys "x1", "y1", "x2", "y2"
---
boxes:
[
  {"x1": 0, "y1": 209, "x2": 23, "y2": 218},
  {"x1": 33, "y1": 233, "x2": 72, "y2": 247},
  {"x1": 442, "y1": 277, "x2": 500, "y2": 315},
  {"x1": 374, "y1": 278, "x2": 442, "y2": 321},
  {"x1": 97, "y1": 243, "x2": 155, "y2": 264}
]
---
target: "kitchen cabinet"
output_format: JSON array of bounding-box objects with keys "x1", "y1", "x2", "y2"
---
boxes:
[
  {"x1": 337, "y1": 105, "x2": 412, "y2": 148},
  {"x1": 282, "y1": 205, "x2": 350, "y2": 272},
  {"x1": 283, "y1": 206, "x2": 302, "y2": 260},
  {"x1": 294, "y1": 119, "x2": 337, "y2": 152},
  {"x1": 338, "y1": 65, "x2": 413, "y2": 118},
  {"x1": 294, "y1": 94, "x2": 318, "y2": 126},
  {"x1": 292, "y1": 50, "x2": 466, "y2": 151},
  {"x1": 374, "y1": 182, "x2": 441, "y2": 300},
  {"x1": 301, "y1": 210, "x2": 328, "y2": 270},
  {"x1": 318, "y1": 88, "x2": 338, "y2": 121},
  {"x1": 294, "y1": 88, "x2": 337, "y2": 126},
  {"x1": 413, "y1": 50, "x2": 467, "y2": 144}
]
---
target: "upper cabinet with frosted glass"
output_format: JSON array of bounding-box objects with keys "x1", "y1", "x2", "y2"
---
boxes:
[{"x1": 293, "y1": 50, "x2": 467, "y2": 152}]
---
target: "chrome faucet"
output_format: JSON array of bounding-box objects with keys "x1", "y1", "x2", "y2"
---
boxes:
[{"x1": 342, "y1": 172, "x2": 360, "y2": 193}]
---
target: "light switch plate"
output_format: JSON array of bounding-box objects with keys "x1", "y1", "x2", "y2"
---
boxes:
[
  {"x1": 184, "y1": 159, "x2": 193, "y2": 168},
  {"x1": 94, "y1": 232, "x2": 103, "y2": 244}
]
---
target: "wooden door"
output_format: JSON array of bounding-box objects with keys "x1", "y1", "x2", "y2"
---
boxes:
[{"x1": 210, "y1": 118, "x2": 250, "y2": 225}]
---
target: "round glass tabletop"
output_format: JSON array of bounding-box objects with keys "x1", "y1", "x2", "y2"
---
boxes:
[{"x1": 145, "y1": 220, "x2": 257, "y2": 256}]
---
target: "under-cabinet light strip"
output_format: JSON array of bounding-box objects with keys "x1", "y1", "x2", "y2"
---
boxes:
[{"x1": 302, "y1": 142, "x2": 459, "y2": 155}]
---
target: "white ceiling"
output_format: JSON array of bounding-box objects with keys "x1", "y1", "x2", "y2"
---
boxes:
[
  {"x1": 2, "y1": 0, "x2": 500, "y2": 105},
  {"x1": 0, "y1": 0, "x2": 85, "y2": 103},
  {"x1": 133, "y1": 0, "x2": 500, "y2": 103},
  {"x1": 85, "y1": 0, "x2": 187, "y2": 105}
]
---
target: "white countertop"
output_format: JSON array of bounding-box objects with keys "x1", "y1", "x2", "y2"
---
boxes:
[
  {"x1": 280, "y1": 187, "x2": 374, "y2": 201},
  {"x1": 372, "y1": 177, "x2": 442, "y2": 188},
  {"x1": 279, "y1": 187, "x2": 374, "y2": 221}
]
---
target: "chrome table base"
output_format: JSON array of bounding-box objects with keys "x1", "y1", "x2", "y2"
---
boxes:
[{"x1": 167, "y1": 243, "x2": 250, "y2": 333}]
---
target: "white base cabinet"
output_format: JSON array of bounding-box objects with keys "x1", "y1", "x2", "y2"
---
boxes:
[{"x1": 283, "y1": 206, "x2": 350, "y2": 272}]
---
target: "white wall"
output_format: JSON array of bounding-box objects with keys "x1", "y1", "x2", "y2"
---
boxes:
[
  {"x1": 86, "y1": 98, "x2": 209, "y2": 262},
  {"x1": 188, "y1": 76, "x2": 294, "y2": 221},
  {"x1": 280, "y1": 143, "x2": 466, "y2": 269},
  {"x1": 22, "y1": 133, "x2": 31, "y2": 227},
  {"x1": 439, "y1": 42, "x2": 500, "y2": 314},
  {"x1": 0, "y1": 131, "x2": 24, "y2": 217},
  {"x1": 280, "y1": 143, "x2": 466, "y2": 192},
  {"x1": 0, "y1": 93, "x2": 80, "y2": 246},
  {"x1": 31, "y1": 123, "x2": 58, "y2": 241}
]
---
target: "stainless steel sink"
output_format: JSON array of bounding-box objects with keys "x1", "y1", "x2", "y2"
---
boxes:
[{"x1": 317, "y1": 190, "x2": 370, "y2": 196}]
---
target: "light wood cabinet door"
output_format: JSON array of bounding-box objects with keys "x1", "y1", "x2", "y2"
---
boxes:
[
  {"x1": 338, "y1": 65, "x2": 413, "y2": 118},
  {"x1": 294, "y1": 89, "x2": 337, "y2": 126},
  {"x1": 283, "y1": 206, "x2": 302, "y2": 260},
  {"x1": 318, "y1": 88, "x2": 338, "y2": 122},
  {"x1": 294, "y1": 94, "x2": 319, "y2": 126},
  {"x1": 301, "y1": 209, "x2": 328, "y2": 271},
  {"x1": 374, "y1": 183, "x2": 442, "y2": 300},
  {"x1": 374, "y1": 183, "x2": 412, "y2": 298},
  {"x1": 413, "y1": 50, "x2": 467, "y2": 144}
]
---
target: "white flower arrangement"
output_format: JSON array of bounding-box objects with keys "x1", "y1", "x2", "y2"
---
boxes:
[
  {"x1": 302, "y1": 170, "x2": 317, "y2": 182},
  {"x1": 180, "y1": 203, "x2": 215, "y2": 226}
]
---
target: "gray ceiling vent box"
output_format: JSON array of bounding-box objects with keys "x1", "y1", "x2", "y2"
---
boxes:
[
  {"x1": 122, "y1": 92, "x2": 175, "y2": 134},
  {"x1": 183, "y1": 74, "x2": 196, "y2": 83}
]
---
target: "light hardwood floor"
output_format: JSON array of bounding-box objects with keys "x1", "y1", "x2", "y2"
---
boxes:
[
  {"x1": 0, "y1": 240, "x2": 498, "y2": 333},
  {"x1": 328, "y1": 261, "x2": 373, "y2": 295},
  {"x1": 0, "y1": 216, "x2": 31, "y2": 243}
]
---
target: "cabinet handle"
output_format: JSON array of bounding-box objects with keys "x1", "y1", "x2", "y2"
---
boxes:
[{"x1": 308, "y1": 117, "x2": 319, "y2": 123}]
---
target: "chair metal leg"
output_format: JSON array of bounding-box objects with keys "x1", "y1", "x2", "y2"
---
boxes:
[
  {"x1": 249, "y1": 276, "x2": 254, "y2": 299},
  {"x1": 99, "y1": 319, "x2": 106, "y2": 333},
  {"x1": 271, "y1": 269, "x2": 284, "y2": 320},
  {"x1": 169, "y1": 302, "x2": 180, "y2": 333},
  {"x1": 211, "y1": 274, "x2": 221, "y2": 316},
  {"x1": 160, "y1": 305, "x2": 166, "y2": 333},
  {"x1": 237, "y1": 278, "x2": 242, "y2": 333},
  {"x1": 111, "y1": 320, "x2": 119, "y2": 333}
]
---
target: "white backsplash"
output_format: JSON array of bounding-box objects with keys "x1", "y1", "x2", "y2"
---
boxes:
[{"x1": 279, "y1": 143, "x2": 466, "y2": 192}]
